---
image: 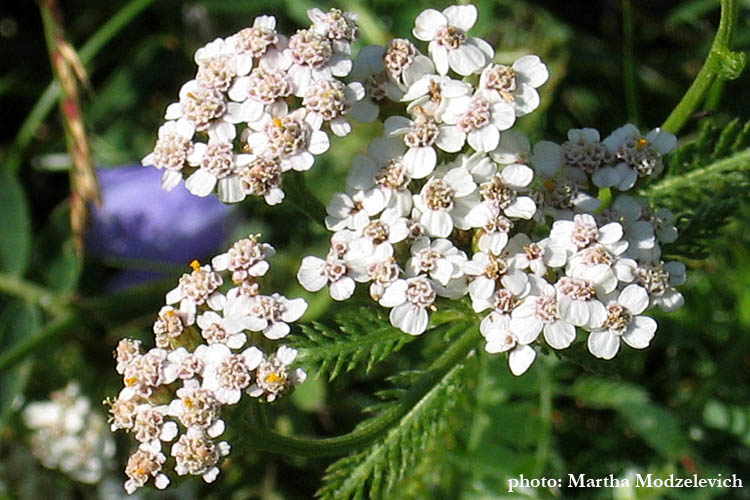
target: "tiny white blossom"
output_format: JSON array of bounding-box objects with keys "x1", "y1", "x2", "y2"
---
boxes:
[
  {"x1": 464, "y1": 250, "x2": 528, "y2": 301},
  {"x1": 478, "y1": 55, "x2": 549, "y2": 116},
  {"x1": 379, "y1": 276, "x2": 437, "y2": 335},
  {"x1": 412, "y1": 4, "x2": 493, "y2": 76},
  {"x1": 482, "y1": 314, "x2": 537, "y2": 376},
  {"x1": 245, "y1": 293, "x2": 308, "y2": 339},
  {"x1": 247, "y1": 346, "x2": 307, "y2": 402},
  {"x1": 200, "y1": 344, "x2": 263, "y2": 404},
  {"x1": 441, "y1": 93, "x2": 515, "y2": 152},
  {"x1": 597, "y1": 124, "x2": 677, "y2": 190},
  {"x1": 413, "y1": 166, "x2": 478, "y2": 237},
  {"x1": 141, "y1": 119, "x2": 195, "y2": 191},
  {"x1": 510, "y1": 276, "x2": 577, "y2": 350},
  {"x1": 406, "y1": 237, "x2": 466, "y2": 285},
  {"x1": 587, "y1": 284, "x2": 657, "y2": 359},
  {"x1": 346, "y1": 137, "x2": 412, "y2": 216}
]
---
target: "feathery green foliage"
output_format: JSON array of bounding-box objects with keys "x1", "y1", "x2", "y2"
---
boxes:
[
  {"x1": 317, "y1": 348, "x2": 475, "y2": 500},
  {"x1": 643, "y1": 117, "x2": 750, "y2": 258},
  {"x1": 291, "y1": 307, "x2": 416, "y2": 381}
]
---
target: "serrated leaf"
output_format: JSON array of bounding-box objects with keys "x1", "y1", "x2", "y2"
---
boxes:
[
  {"x1": 0, "y1": 168, "x2": 32, "y2": 276},
  {"x1": 291, "y1": 307, "x2": 415, "y2": 381}
]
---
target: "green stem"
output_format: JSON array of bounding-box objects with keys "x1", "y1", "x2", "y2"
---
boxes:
[
  {"x1": 245, "y1": 331, "x2": 478, "y2": 457},
  {"x1": 661, "y1": 0, "x2": 743, "y2": 134},
  {"x1": 284, "y1": 171, "x2": 327, "y2": 229},
  {"x1": 0, "y1": 314, "x2": 78, "y2": 374},
  {"x1": 0, "y1": 272, "x2": 69, "y2": 316},
  {"x1": 5, "y1": 0, "x2": 156, "y2": 174},
  {"x1": 642, "y1": 147, "x2": 750, "y2": 197},
  {"x1": 622, "y1": 0, "x2": 639, "y2": 124},
  {"x1": 533, "y1": 357, "x2": 553, "y2": 476}
]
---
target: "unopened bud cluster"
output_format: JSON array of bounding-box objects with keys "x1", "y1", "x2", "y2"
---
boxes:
[{"x1": 108, "y1": 236, "x2": 307, "y2": 493}]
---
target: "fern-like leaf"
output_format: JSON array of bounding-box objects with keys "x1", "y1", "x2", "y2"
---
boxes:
[
  {"x1": 290, "y1": 306, "x2": 414, "y2": 381},
  {"x1": 316, "y1": 355, "x2": 473, "y2": 500},
  {"x1": 642, "y1": 117, "x2": 750, "y2": 258}
]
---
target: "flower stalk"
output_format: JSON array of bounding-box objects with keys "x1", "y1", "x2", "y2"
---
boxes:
[
  {"x1": 661, "y1": 0, "x2": 745, "y2": 134},
  {"x1": 39, "y1": 0, "x2": 101, "y2": 255},
  {"x1": 243, "y1": 326, "x2": 477, "y2": 457}
]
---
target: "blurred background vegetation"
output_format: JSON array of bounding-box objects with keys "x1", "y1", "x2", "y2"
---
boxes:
[{"x1": 0, "y1": 0, "x2": 748, "y2": 499}]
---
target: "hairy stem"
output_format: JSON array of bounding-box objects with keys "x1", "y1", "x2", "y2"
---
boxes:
[
  {"x1": 245, "y1": 330, "x2": 478, "y2": 457},
  {"x1": 661, "y1": 0, "x2": 744, "y2": 134}
]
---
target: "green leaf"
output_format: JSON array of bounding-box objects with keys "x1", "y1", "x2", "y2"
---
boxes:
[
  {"x1": 0, "y1": 301, "x2": 42, "y2": 428},
  {"x1": 703, "y1": 399, "x2": 750, "y2": 446},
  {"x1": 570, "y1": 376, "x2": 650, "y2": 409},
  {"x1": 0, "y1": 168, "x2": 32, "y2": 276},
  {"x1": 317, "y1": 357, "x2": 473, "y2": 500},
  {"x1": 618, "y1": 403, "x2": 689, "y2": 459},
  {"x1": 570, "y1": 376, "x2": 688, "y2": 459},
  {"x1": 292, "y1": 307, "x2": 415, "y2": 381},
  {"x1": 643, "y1": 117, "x2": 750, "y2": 258}
]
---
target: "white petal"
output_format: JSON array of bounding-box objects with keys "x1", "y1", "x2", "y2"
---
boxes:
[
  {"x1": 380, "y1": 280, "x2": 407, "y2": 307},
  {"x1": 468, "y1": 127, "x2": 500, "y2": 153},
  {"x1": 618, "y1": 284, "x2": 649, "y2": 315},
  {"x1": 443, "y1": 4, "x2": 477, "y2": 31},
  {"x1": 430, "y1": 43, "x2": 449, "y2": 76},
  {"x1": 449, "y1": 44, "x2": 485, "y2": 76},
  {"x1": 513, "y1": 55, "x2": 549, "y2": 87},
  {"x1": 281, "y1": 297, "x2": 308, "y2": 322},
  {"x1": 543, "y1": 320, "x2": 576, "y2": 349},
  {"x1": 504, "y1": 197, "x2": 536, "y2": 219},
  {"x1": 413, "y1": 9, "x2": 447, "y2": 41},
  {"x1": 622, "y1": 316, "x2": 657, "y2": 349},
  {"x1": 436, "y1": 125, "x2": 466, "y2": 153},
  {"x1": 330, "y1": 277, "x2": 356, "y2": 301},
  {"x1": 185, "y1": 169, "x2": 217, "y2": 197},
  {"x1": 508, "y1": 345, "x2": 536, "y2": 376},
  {"x1": 264, "y1": 322, "x2": 290, "y2": 340},
  {"x1": 404, "y1": 146, "x2": 437, "y2": 179},
  {"x1": 587, "y1": 330, "x2": 620, "y2": 359}
]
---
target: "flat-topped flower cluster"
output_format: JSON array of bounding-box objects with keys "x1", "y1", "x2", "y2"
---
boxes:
[
  {"x1": 107, "y1": 236, "x2": 307, "y2": 493},
  {"x1": 296, "y1": 3, "x2": 685, "y2": 376},
  {"x1": 142, "y1": 8, "x2": 362, "y2": 205},
  {"x1": 126, "y1": 2, "x2": 688, "y2": 493},
  {"x1": 23, "y1": 382, "x2": 115, "y2": 484}
]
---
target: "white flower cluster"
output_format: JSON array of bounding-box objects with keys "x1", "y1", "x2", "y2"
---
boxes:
[
  {"x1": 23, "y1": 382, "x2": 115, "y2": 484},
  {"x1": 297, "y1": 3, "x2": 685, "y2": 376},
  {"x1": 142, "y1": 9, "x2": 362, "y2": 205},
  {"x1": 108, "y1": 235, "x2": 307, "y2": 493}
]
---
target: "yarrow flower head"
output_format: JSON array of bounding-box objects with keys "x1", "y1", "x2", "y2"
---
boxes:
[
  {"x1": 109, "y1": 235, "x2": 308, "y2": 493},
  {"x1": 293, "y1": 2, "x2": 683, "y2": 379},
  {"x1": 142, "y1": 9, "x2": 362, "y2": 206},
  {"x1": 133, "y1": 5, "x2": 689, "y2": 493},
  {"x1": 24, "y1": 382, "x2": 116, "y2": 484}
]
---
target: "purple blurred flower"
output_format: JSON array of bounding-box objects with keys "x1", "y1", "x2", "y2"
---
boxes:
[{"x1": 88, "y1": 166, "x2": 236, "y2": 287}]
